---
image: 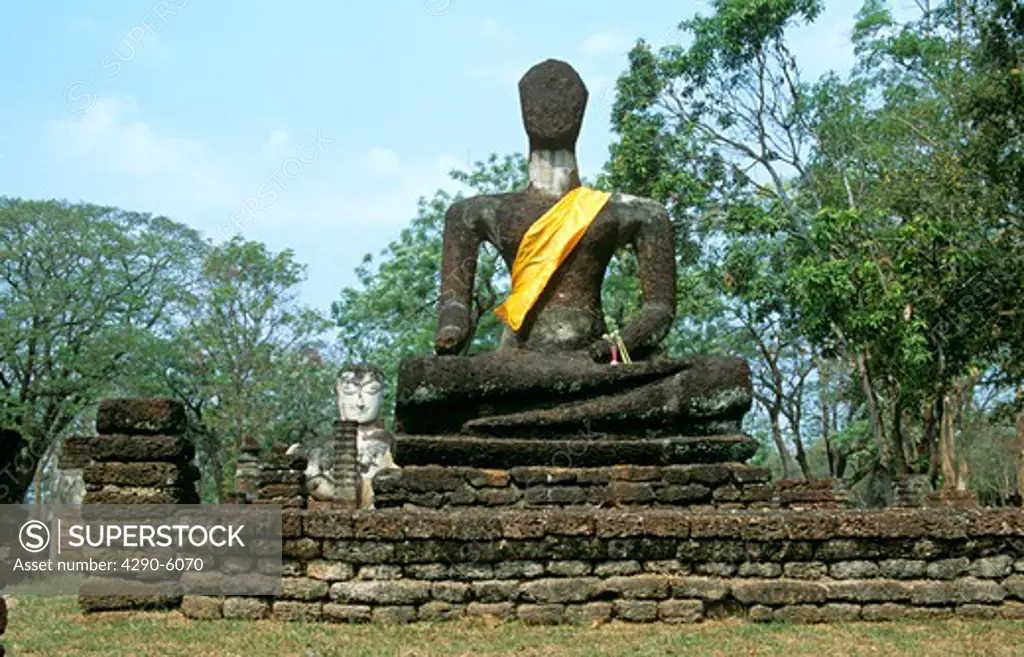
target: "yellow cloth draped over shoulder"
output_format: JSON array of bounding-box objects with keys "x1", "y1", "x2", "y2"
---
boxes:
[{"x1": 494, "y1": 186, "x2": 612, "y2": 331}]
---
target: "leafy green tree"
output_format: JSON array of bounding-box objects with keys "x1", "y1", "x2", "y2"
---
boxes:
[
  {"x1": 127, "y1": 237, "x2": 335, "y2": 502},
  {"x1": 0, "y1": 198, "x2": 205, "y2": 503}
]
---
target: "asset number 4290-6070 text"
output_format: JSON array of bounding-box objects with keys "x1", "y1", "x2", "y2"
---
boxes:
[{"x1": 121, "y1": 558, "x2": 204, "y2": 571}]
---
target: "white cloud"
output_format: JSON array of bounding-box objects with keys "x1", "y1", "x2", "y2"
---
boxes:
[{"x1": 581, "y1": 30, "x2": 631, "y2": 56}]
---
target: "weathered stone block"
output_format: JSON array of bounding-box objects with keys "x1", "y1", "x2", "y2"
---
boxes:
[
  {"x1": 517, "y1": 604, "x2": 565, "y2": 625},
  {"x1": 418, "y1": 601, "x2": 465, "y2": 621},
  {"x1": 524, "y1": 486, "x2": 587, "y2": 505},
  {"x1": 782, "y1": 562, "x2": 826, "y2": 580},
  {"x1": 509, "y1": 467, "x2": 577, "y2": 486},
  {"x1": 748, "y1": 604, "x2": 773, "y2": 622},
  {"x1": 466, "y1": 469, "x2": 510, "y2": 488},
  {"x1": 829, "y1": 560, "x2": 880, "y2": 579},
  {"x1": 280, "y1": 577, "x2": 329, "y2": 601},
  {"x1": 594, "y1": 561, "x2": 642, "y2": 577},
  {"x1": 179, "y1": 595, "x2": 223, "y2": 619},
  {"x1": 83, "y1": 487, "x2": 198, "y2": 505},
  {"x1": 471, "y1": 580, "x2": 520, "y2": 603},
  {"x1": 431, "y1": 582, "x2": 470, "y2": 603},
  {"x1": 969, "y1": 555, "x2": 1013, "y2": 578},
  {"x1": 494, "y1": 561, "x2": 544, "y2": 579},
  {"x1": 373, "y1": 606, "x2": 417, "y2": 625},
  {"x1": 825, "y1": 580, "x2": 910, "y2": 603},
  {"x1": 322, "y1": 603, "x2": 372, "y2": 623},
  {"x1": 306, "y1": 561, "x2": 354, "y2": 582},
  {"x1": 658, "y1": 599, "x2": 703, "y2": 623},
  {"x1": 75, "y1": 434, "x2": 193, "y2": 462},
  {"x1": 671, "y1": 577, "x2": 729, "y2": 601},
  {"x1": 466, "y1": 602, "x2": 515, "y2": 619},
  {"x1": 329, "y1": 580, "x2": 432, "y2": 605},
  {"x1": 773, "y1": 604, "x2": 822, "y2": 624},
  {"x1": 614, "y1": 599, "x2": 659, "y2": 622},
  {"x1": 820, "y1": 603, "x2": 860, "y2": 622},
  {"x1": 595, "y1": 512, "x2": 645, "y2": 537},
  {"x1": 878, "y1": 559, "x2": 926, "y2": 579},
  {"x1": 606, "y1": 482, "x2": 656, "y2": 504},
  {"x1": 565, "y1": 602, "x2": 613, "y2": 624},
  {"x1": 738, "y1": 562, "x2": 782, "y2": 578},
  {"x1": 1002, "y1": 574, "x2": 1024, "y2": 599},
  {"x1": 547, "y1": 560, "x2": 592, "y2": 576},
  {"x1": 222, "y1": 597, "x2": 269, "y2": 620},
  {"x1": 695, "y1": 562, "x2": 736, "y2": 577},
  {"x1": 404, "y1": 563, "x2": 451, "y2": 580},
  {"x1": 731, "y1": 579, "x2": 827, "y2": 605},
  {"x1": 644, "y1": 560, "x2": 689, "y2": 575},
  {"x1": 282, "y1": 538, "x2": 321, "y2": 560},
  {"x1": 355, "y1": 565, "x2": 403, "y2": 581},
  {"x1": 601, "y1": 575, "x2": 670, "y2": 600},
  {"x1": 954, "y1": 577, "x2": 1006, "y2": 603},
  {"x1": 860, "y1": 603, "x2": 952, "y2": 621},
  {"x1": 906, "y1": 580, "x2": 953, "y2": 605},
  {"x1": 520, "y1": 577, "x2": 598, "y2": 604},
  {"x1": 271, "y1": 600, "x2": 322, "y2": 622},
  {"x1": 477, "y1": 487, "x2": 522, "y2": 506},
  {"x1": 96, "y1": 398, "x2": 186, "y2": 435},
  {"x1": 926, "y1": 557, "x2": 969, "y2": 579},
  {"x1": 323, "y1": 540, "x2": 394, "y2": 563},
  {"x1": 655, "y1": 484, "x2": 711, "y2": 505},
  {"x1": 304, "y1": 512, "x2": 354, "y2": 539}
]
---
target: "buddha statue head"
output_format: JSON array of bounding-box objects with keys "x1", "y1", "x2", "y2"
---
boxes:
[
  {"x1": 518, "y1": 59, "x2": 588, "y2": 151},
  {"x1": 336, "y1": 364, "x2": 385, "y2": 425}
]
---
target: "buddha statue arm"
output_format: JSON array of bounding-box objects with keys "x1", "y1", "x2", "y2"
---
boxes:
[
  {"x1": 590, "y1": 203, "x2": 677, "y2": 361},
  {"x1": 435, "y1": 201, "x2": 481, "y2": 355}
]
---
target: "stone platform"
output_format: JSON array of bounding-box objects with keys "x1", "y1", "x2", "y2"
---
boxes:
[
  {"x1": 177, "y1": 506, "x2": 1024, "y2": 625},
  {"x1": 372, "y1": 465, "x2": 850, "y2": 511},
  {"x1": 392, "y1": 434, "x2": 758, "y2": 468}
]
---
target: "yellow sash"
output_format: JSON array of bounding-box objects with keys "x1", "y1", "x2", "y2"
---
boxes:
[{"x1": 494, "y1": 186, "x2": 611, "y2": 331}]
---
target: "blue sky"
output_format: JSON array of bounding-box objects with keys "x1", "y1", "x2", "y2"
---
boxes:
[{"x1": 0, "y1": 0, "x2": 886, "y2": 314}]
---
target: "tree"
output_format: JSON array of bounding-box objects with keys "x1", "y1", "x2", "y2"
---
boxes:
[
  {"x1": 0, "y1": 198, "x2": 205, "y2": 503},
  {"x1": 126, "y1": 237, "x2": 335, "y2": 502}
]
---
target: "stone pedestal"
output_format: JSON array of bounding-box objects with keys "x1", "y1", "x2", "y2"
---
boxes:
[
  {"x1": 252, "y1": 454, "x2": 308, "y2": 508},
  {"x1": 374, "y1": 463, "x2": 778, "y2": 510},
  {"x1": 79, "y1": 397, "x2": 196, "y2": 613},
  {"x1": 331, "y1": 420, "x2": 359, "y2": 509}
]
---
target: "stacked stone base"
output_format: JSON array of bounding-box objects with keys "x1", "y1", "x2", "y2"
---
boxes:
[
  {"x1": 179, "y1": 507, "x2": 1024, "y2": 625},
  {"x1": 251, "y1": 454, "x2": 308, "y2": 508},
  {"x1": 373, "y1": 465, "x2": 850, "y2": 511},
  {"x1": 76, "y1": 398, "x2": 196, "y2": 612}
]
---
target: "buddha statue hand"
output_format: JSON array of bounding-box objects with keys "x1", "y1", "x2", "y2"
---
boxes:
[{"x1": 435, "y1": 300, "x2": 471, "y2": 355}]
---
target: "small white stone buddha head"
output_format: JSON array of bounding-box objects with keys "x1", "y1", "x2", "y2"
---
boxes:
[{"x1": 336, "y1": 364, "x2": 385, "y2": 424}]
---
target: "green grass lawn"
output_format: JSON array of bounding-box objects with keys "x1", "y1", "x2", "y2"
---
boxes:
[{"x1": 4, "y1": 596, "x2": 1022, "y2": 657}]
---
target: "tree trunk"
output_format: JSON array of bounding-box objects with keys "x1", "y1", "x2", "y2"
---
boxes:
[
  {"x1": 940, "y1": 395, "x2": 958, "y2": 489},
  {"x1": 0, "y1": 430, "x2": 43, "y2": 504},
  {"x1": 769, "y1": 407, "x2": 794, "y2": 479},
  {"x1": 925, "y1": 398, "x2": 940, "y2": 485},
  {"x1": 856, "y1": 352, "x2": 890, "y2": 470},
  {"x1": 1016, "y1": 386, "x2": 1024, "y2": 503},
  {"x1": 820, "y1": 357, "x2": 835, "y2": 476},
  {"x1": 890, "y1": 392, "x2": 909, "y2": 475}
]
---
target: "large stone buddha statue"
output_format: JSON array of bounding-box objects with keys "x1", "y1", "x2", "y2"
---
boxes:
[{"x1": 392, "y1": 59, "x2": 754, "y2": 467}]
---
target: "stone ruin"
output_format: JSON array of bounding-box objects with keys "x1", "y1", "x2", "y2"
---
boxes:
[{"x1": 69, "y1": 59, "x2": 1024, "y2": 627}]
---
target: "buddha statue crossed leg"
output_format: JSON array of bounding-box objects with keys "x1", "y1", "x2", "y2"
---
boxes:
[{"x1": 392, "y1": 59, "x2": 754, "y2": 467}]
